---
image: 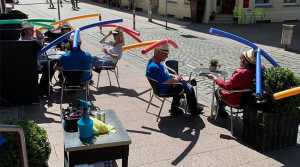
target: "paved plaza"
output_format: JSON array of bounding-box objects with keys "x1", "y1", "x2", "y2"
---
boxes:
[{"x1": 1, "y1": 0, "x2": 300, "y2": 166}]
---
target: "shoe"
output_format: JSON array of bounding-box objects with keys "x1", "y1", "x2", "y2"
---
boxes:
[
  {"x1": 169, "y1": 107, "x2": 184, "y2": 116},
  {"x1": 190, "y1": 106, "x2": 203, "y2": 116}
]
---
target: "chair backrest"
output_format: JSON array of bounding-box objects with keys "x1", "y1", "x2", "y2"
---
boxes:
[
  {"x1": 62, "y1": 70, "x2": 84, "y2": 86},
  {"x1": 254, "y1": 8, "x2": 264, "y2": 16},
  {"x1": 233, "y1": 7, "x2": 243, "y2": 16},
  {"x1": 147, "y1": 78, "x2": 160, "y2": 96},
  {"x1": 239, "y1": 90, "x2": 255, "y2": 107},
  {"x1": 165, "y1": 60, "x2": 178, "y2": 75}
]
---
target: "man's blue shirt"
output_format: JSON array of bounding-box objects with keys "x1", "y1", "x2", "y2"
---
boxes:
[
  {"x1": 145, "y1": 59, "x2": 170, "y2": 93},
  {"x1": 57, "y1": 49, "x2": 92, "y2": 82}
]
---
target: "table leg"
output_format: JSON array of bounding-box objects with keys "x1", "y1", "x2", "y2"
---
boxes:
[
  {"x1": 210, "y1": 81, "x2": 215, "y2": 118},
  {"x1": 122, "y1": 145, "x2": 129, "y2": 167},
  {"x1": 48, "y1": 60, "x2": 51, "y2": 96}
]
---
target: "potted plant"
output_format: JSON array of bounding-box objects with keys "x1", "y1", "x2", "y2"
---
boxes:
[
  {"x1": 243, "y1": 67, "x2": 300, "y2": 152},
  {"x1": 209, "y1": 59, "x2": 218, "y2": 72},
  {"x1": 189, "y1": 0, "x2": 206, "y2": 23},
  {"x1": 0, "y1": 118, "x2": 51, "y2": 166}
]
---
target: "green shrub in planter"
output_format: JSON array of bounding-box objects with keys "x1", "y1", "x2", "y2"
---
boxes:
[
  {"x1": 0, "y1": 118, "x2": 51, "y2": 167},
  {"x1": 254, "y1": 67, "x2": 300, "y2": 113}
]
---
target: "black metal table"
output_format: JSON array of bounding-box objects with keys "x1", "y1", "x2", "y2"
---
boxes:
[{"x1": 62, "y1": 109, "x2": 131, "y2": 167}]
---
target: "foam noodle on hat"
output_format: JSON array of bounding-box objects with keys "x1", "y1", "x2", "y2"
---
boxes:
[
  {"x1": 141, "y1": 39, "x2": 178, "y2": 54},
  {"x1": 122, "y1": 40, "x2": 159, "y2": 51},
  {"x1": 274, "y1": 87, "x2": 300, "y2": 100}
]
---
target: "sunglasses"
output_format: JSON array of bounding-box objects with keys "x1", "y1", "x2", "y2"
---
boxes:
[{"x1": 113, "y1": 33, "x2": 118, "y2": 36}]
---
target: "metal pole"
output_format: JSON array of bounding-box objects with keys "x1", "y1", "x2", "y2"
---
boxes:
[
  {"x1": 57, "y1": 0, "x2": 61, "y2": 20},
  {"x1": 165, "y1": 0, "x2": 168, "y2": 29},
  {"x1": 148, "y1": 0, "x2": 152, "y2": 22},
  {"x1": 99, "y1": 13, "x2": 102, "y2": 34},
  {"x1": 133, "y1": 10, "x2": 136, "y2": 30}
]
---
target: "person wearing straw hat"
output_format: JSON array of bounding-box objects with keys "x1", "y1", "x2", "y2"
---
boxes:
[
  {"x1": 19, "y1": 21, "x2": 56, "y2": 96},
  {"x1": 92, "y1": 27, "x2": 125, "y2": 68},
  {"x1": 44, "y1": 21, "x2": 71, "y2": 50},
  {"x1": 54, "y1": 33, "x2": 92, "y2": 83},
  {"x1": 206, "y1": 49, "x2": 257, "y2": 118},
  {"x1": 145, "y1": 44, "x2": 203, "y2": 117}
]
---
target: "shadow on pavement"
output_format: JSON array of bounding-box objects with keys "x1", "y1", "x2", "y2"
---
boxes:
[{"x1": 142, "y1": 115, "x2": 205, "y2": 166}]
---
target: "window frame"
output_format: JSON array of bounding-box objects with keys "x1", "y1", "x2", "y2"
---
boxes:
[
  {"x1": 255, "y1": 0, "x2": 271, "y2": 7},
  {"x1": 283, "y1": 0, "x2": 299, "y2": 6},
  {"x1": 167, "y1": 0, "x2": 178, "y2": 4}
]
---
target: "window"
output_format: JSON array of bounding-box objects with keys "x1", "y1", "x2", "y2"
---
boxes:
[
  {"x1": 185, "y1": 0, "x2": 190, "y2": 4},
  {"x1": 255, "y1": 0, "x2": 271, "y2": 6},
  {"x1": 168, "y1": 0, "x2": 178, "y2": 3},
  {"x1": 284, "y1": 0, "x2": 299, "y2": 6}
]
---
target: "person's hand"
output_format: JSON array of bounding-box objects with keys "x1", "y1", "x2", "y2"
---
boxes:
[
  {"x1": 173, "y1": 75, "x2": 182, "y2": 82},
  {"x1": 206, "y1": 74, "x2": 216, "y2": 80},
  {"x1": 56, "y1": 24, "x2": 63, "y2": 31},
  {"x1": 35, "y1": 29, "x2": 44, "y2": 40},
  {"x1": 102, "y1": 48, "x2": 109, "y2": 55}
]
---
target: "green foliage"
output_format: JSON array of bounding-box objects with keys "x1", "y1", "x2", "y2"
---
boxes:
[
  {"x1": 0, "y1": 118, "x2": 51, "y2": 167},
  {"x1": 64, "y1": 42, "x2": 70, "y2": 51},
  {"x1": 209, "y1": 59, "x2": 218, "y2": 67},
  {"x1": 255, "y1": 67, "x2": 300, "y2": 113}
]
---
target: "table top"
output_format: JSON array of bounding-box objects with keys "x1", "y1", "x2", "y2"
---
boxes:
[
  {"x1": 63, "y1": 109, "x2": 132, "y2": 152},
  {"x1": 46, "y1": 50, "x2": 65, "y2": 60},
  {"x1": 193, "y1": 67, "x2": 228, "y2": 78}
]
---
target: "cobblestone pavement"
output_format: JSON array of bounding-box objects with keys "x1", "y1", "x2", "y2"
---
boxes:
[{"x1": 13, "y1": 0, "x2": 300, "y2": 103}]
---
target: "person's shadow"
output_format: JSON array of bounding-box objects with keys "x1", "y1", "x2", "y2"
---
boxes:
[{"x1": 143, "y1": 115, "x2": 205, "y2": 166}]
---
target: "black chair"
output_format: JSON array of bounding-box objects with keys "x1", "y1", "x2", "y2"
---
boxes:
[
  {"x1": 146, "y1": 77, "x2": 184, "y2": 122},
  {"x1": 215, "y1": 88, "x2": 254, "y2": 134},
  {"x1": 93, "y1": 61, "x2": 120, "y2": 89},
  {"x1": 60, "y1": 69, "x2": 91, "y2": 109}
]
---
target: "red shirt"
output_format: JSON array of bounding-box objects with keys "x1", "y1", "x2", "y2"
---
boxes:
[{"x1": 215, "y1": 68, "x2": 255, "y2": 106}]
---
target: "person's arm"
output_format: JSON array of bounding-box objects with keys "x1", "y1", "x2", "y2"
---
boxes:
[
  {"x1": 102, "y1": 48, "x2": 118, "y2": 59},
  {"x1": 99, "y1": 30, "x2": 112, "y2": 43},
  {"x1": 164, "y1": 75, "x2": 181, "y2": 84},
  {"x1": 53, "y1": 64, "x2": 60, "y2": 71}
]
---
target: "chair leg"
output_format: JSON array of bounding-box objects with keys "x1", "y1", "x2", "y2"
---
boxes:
[
  {"x1": 48, "y1": 60, "x2": 51, "y2": 96},
  {"x1": 60, "y1": 86, "x2": 64, "y2": 109},
  {"x1": 230, "y1": 107, "x2": 233, "y2": 134},
  {"x1": 107, "y1": 70, "x2": 112, "y2": 86},
  {"x1": 156, "y1": 98, "x2": 166, "y2": 122},
  {"x1": 116, "y1": 66, "x2": 119, "y2": 78},
  {"x1": 114, "y1": 70, "x2": 120, "y2": 87},
  {"x1": 146, "y1": 94, "x2": 154, "y2": 113},
  {"x1": 96, "y1": 71, "x2": 101, "y2": 89},
  {"x1": 215, "y1": 104, "x2": 219, "y2": 121}
]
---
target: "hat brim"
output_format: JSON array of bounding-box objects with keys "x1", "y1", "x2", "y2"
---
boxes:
[
  {"x1": 156, "y1": 49, "x2": 169, "y2": 54},
  {"x1": 112, "y1": 30, "x2": 122, "y2": 34},
  {"x1": 243, "y1": 51, "x2": 256, "y2": 64}
]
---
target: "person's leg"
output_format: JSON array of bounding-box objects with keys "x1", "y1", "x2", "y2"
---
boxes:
[
  {"x1": 185, "y1": 88, "x2": 201, "y2": 115},
  {"x1": 215, "y1": 89, "x2": 228, "y2": 118},
  {"x1": 39, "y1": 60, "x2": 55, "y2": 94},
  {"x1": 165, "y1": 84, "x2": 184, "y2": 115}
]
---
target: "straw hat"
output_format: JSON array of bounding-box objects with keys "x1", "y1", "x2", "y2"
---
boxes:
[
  {"x1": 242, "y1": 49, "x2": 256, "y2": 64},
  {"x1": 112, "y1": 27, "x2": 123, "y2": 34},
  {"x1": 21, "y1": 22, "x2": 34, "y2": 29},
  {"x1": 155, "y1": 44, "x2": 169, "y2": 54},
  {"x1": 69, "y1": 33, "x2": 82, "y2": 42}
]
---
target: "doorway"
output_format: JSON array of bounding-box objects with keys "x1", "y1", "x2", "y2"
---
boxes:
[{"x1": 221, "y1": 0, "x2": 235, "y2": 14}]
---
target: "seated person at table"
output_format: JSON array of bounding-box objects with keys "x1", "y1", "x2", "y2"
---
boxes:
[
  {"x1": 53, "y1": 33, "x2": 92, "y2": 83},
  {"x1": 206, "y1": 49, "x2": 256, "y2": 118},
  {"x1": 44, "y1": 21, "x2": 71, "y2": 50},
  {"x1": 19, "y1": 21, "x2": 55, "y2": 96},
  {"x1": 145, "y1": 44, "x2": 203, "y2": 116},
  {"x1": 92, "y1": 27, "x2": 124, "y2": 68}
]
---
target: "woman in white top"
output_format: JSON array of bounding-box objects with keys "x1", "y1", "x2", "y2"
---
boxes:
[{"x1": 92, "y1": 27, "x2": 125, "y2": 67}]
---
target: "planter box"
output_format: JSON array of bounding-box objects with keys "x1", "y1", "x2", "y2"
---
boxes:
[{"x1": 243, "y1": 105, "x2": 300, "y2": 152}]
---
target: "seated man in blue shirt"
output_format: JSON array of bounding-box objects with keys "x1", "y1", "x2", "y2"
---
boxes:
[
  {"x1": 53, "y1": 33, "x2": 92, "y2": 83},
  {"x1": 145, "y1": 44, "x2": 202, "y2": 116}
]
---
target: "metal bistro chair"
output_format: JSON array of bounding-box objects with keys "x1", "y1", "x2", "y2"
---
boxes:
[
  {"x1": 60, "y1": 69, "x2": 91, "y2": 109},
  {"x1": 146, "y1": 77, "x2": 184, "y2": 122},
  {"x1": 215, "y1": 88, "x2": 254, "y2": 134},
  {"x1": 253, "y1": 7, "x2": 265, "y2": 25},
  {"x1": 93, "y1": 61, "x2": 120, "y2": 89}
]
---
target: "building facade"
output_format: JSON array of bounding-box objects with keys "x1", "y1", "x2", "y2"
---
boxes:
[{"x1": 121, "y1": 0, "x2": 300, "y2": 23}]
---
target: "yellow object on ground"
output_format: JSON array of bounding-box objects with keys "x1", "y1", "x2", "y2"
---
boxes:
[{"x1": 90, "y1": 117, "x2": 115, "y2": 135}]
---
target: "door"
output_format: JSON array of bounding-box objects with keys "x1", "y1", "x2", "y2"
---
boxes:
[{"x1": 216, "y1": 0, "x2": 222, "y2": 13}]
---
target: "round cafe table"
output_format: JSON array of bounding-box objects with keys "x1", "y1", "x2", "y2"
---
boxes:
[{"x1": 192, "y1": 67, "x2": 228, "y2": 118}]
